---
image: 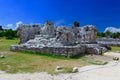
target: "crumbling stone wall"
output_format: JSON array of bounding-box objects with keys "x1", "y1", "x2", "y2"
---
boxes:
[
  {"x1": 10, "y1": 44, "x2": 106, "y2": 56},
  {"x1": 17, "y1": 21, "x2": 97, "y2": 45},
  {"x1": 17, "y1": 24, "x2": 41, "y2": 44},
  {"x1": 10, "y1": 45, "x2": 86, "y2": 57},
  {"x1": 97, "y1": 38, "x2": 120, "y2": 46},
  {"x1": 80, "y1": 25, "x2": 97, "y2": 43},
  {"x1": 10, "y1": 21, "x2": 108, "y2": 56},
  {"x1": 40, "y1": 20, "x2": 55, "y2": 37}
]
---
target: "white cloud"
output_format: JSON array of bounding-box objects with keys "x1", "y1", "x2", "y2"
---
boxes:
[
  {"x1": 7, "y1": 24, "x2": 14, "y2": 29},
  {"x1": 6, "y1": 21, "x2": 23, "y2": 30},
  {"x1": 105, "y1": 27, "x2": 120, "y2": 33},
  {"x1": 16, "y1": 21, "x2": 23, "y2": 28},
  {"x1": 55, "y1": 20, "x2": 65, "y2": 26}
]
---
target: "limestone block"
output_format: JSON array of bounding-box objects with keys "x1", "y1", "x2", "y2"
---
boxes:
[{"x1": 72, "y1": 67, "x2": 79, "y2": 73}]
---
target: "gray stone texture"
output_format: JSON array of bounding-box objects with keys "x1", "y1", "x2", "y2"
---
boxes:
[
  {"x1": 17, "y1": 24, "x2": 41, "y2": 44},
  {"x1": 10, "y1": 21, "x2": 108, "y2": 56},
  {"x1": 97, "y1": 38, "x2": 120, "y2": 46}
]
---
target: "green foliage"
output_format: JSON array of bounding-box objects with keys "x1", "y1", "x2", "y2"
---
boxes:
[
  {"x1": 73, "y1": 21, "x2": 80, "y2": 27},
  {"x1": 111, "y1": 32, "x2": 120, "y2": 38},
  {"x1": 5, "y1": 29, "x2": 17, "y2": 39},
  {"x1": 97, "y1": 32, "x2": 105, "y2": 38},
  {"x1": 0, "y1": 29, "x2": 17, "y2": 39},
  {"x1": 113, "y1": 57, "x2": 119, "y2": 61},
  {"x1": 0, "y1": 31, "x2": 4, "y2": 37},
  {"x1": 0, "y1": 26, "x2": 3, "y2": 31},
  {"x1": 105, "y1": 30, "x2": 111, "y2": 38},
  {"x1": 97, "y1": 31, "x2": 120, "y2": 39}
]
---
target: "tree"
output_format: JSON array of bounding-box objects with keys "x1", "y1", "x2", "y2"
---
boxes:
[
  {"x1": 4, "y1": 29, "x2": 17, "y2": 39},
  {"x1": 105, "y1": 30, "x2": 111, "y2": 38},
  {"x1": 116, "y1": 32, "x2": 120, "y2": 38},
  {"x1": 108, "y1": 32, "x2": 120, "y2": 39},
  {"x1": 0, "y1": 31, "x2": 5, "y2": 37},
  {"x1": 97, "y1": 32, "x2": 105, "y2": 38},
  {"x1": 0, "y1": 25, "x2": 3, "y2": 31},
  {"x1": 111, "y1": 33, "x2": 117, "y2": 38},
  {"x1": 73, "y1": 21, "x2": 80, "y2": 27}
]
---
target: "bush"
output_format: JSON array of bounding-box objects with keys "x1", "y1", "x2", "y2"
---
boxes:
[
  {"x1": 2, "y1": 29, "x2": 18, "y2": 39},
  {"x1": 73, "y1": 21, "x2": 80, "y2": 27},
  {"x1": 0, "y1": 32, "x2": 4, "y2": 37},
  {"x1": 97, "y1": 31, "x2": 120, "y2": 39}
]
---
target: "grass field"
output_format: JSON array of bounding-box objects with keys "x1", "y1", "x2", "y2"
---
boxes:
[
  {"x1": 111, "y1": 46, "x2": 120, "y2": 52},
  {"x1": 0, "y1": 38, "x2": 114, "y2": 74}
]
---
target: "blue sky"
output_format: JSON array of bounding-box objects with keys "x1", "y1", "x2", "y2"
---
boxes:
[{"x1": 0, "y1": 0, "x2": 120, "y2": 31}]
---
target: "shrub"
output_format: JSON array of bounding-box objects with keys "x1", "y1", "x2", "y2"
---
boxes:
[
  {"x1": 4, "y1": 29, "x2": 17, "y2": 39},
  {"x1": 73, "y1": 21, "x2": 80, "y2": 27}
]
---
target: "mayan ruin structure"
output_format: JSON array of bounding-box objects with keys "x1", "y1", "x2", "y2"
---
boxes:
[{"x1": 10, "y1": 21, "x2": 108, "y2": 57}]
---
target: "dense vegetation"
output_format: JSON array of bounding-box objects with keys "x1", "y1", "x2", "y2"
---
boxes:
[
  {"x1": 0, "y1": 26, "x2": 17, "y2": 39},
  {"x1": 97, "y1": 30, "x2": 120, "y2": 38},
  {"x1": 73, "y1": 21, "x2": 80, "y2": 27}
]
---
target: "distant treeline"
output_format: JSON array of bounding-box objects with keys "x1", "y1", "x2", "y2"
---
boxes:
[
  {"x1": 0, "y1": 26, "x2": 17, "y2": 39},
  {"x1": 97, "y1": 30, "x2": 120, "y2": 38}
]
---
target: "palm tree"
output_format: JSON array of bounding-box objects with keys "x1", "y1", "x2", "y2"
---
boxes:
[{"x1": 73, "y1": 21, "x2": 80, "y2": 27}]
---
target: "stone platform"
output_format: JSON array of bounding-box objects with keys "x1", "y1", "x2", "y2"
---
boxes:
[
  {"x1": 10, "y1": 21, "x2": 108, "y2": 57},
  {"x1": 10, "y1": 44, "x2": 106, "y2": 57}
]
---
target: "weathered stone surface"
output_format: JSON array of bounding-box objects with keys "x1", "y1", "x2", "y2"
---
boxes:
[
  {"x1": 55, "y1": 66, "x2": 63, "y2": 71},
  {"x1": 17, "y1": 22, "x2": 97, "y2": 44},
  {"x1": 56, "y1": 27, "x2": 75, "y2": 45},
  {"x1": 40, "y1": 20, "x2": 55, "y2": 37},
  {"x1": 80, "y1": 25, "x2": 97, "y2": 43},
  {"x1": 10, "y1": 43, "x2": 107, "y2": 56},
  {"x1": 84, "y1": 44, "x2": 106, "y2": 55},
  {"x1": 97, "y1": 38, "x2": 120, "y2": 46},
  {"x1": 10, "y1": 21, "x2": 108, "y2": 56},
  {"x1": 10, "y1": 45, "x2": 86, "y2": 57},
  {"x1": 17, "y1": 24, "x2": 41, "y2": 44},
  {"x1": 72, "y1": 67, "x2": 79, "y2": 73}
]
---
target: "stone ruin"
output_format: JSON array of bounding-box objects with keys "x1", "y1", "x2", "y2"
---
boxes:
[
  {"x1": 10, "y1": 21, "x2": 108, "y2": 57},
  {"x1": 97, "y1": 38, "x2": 120, "y2": 46},
  {"x1": 17, "y1": 24, "x2": 41, "y2": 44}
]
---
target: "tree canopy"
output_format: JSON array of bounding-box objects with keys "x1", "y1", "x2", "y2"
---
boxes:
[
  {"x1": 73, "y1": 21, "x2": 80, "y2": 27},
  {"x1": 0, "y1": 26, "x2": 3, "y2": 31}
]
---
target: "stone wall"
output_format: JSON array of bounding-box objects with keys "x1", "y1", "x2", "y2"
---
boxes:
[
  {"x1": 17, "y1": 21, "x2": 97, "y2": 45},
  {"x1": 10, "y1": 21, "x2": 108, "y2": 57},
  {"x1": 40, "y1": 20, "x2": 55, "y2": 37},
  {"x1": 10, "y1": 44, "x2": 105, "y2": 57},
  {"x1": 97, "y1": 38, "x2": 120, "y2": 46},
  {"x1": 10, "y1": 45, "x2": 85, "y2": 57},
  {"x1": 17, "y1": 24, "x2": 41, "y2": 44}
]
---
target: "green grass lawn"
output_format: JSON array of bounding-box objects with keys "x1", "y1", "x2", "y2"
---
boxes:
[
  {"x1": 0, "y1": 38, "x2": 108, "y2": 74},
  {"x1": 111, "y1": 46, "x2": 120, "y2": 52}
]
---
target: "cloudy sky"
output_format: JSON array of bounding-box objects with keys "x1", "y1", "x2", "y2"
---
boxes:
[{"x1": 0, "y1": 0, "x2": 120, "y2": 31}]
